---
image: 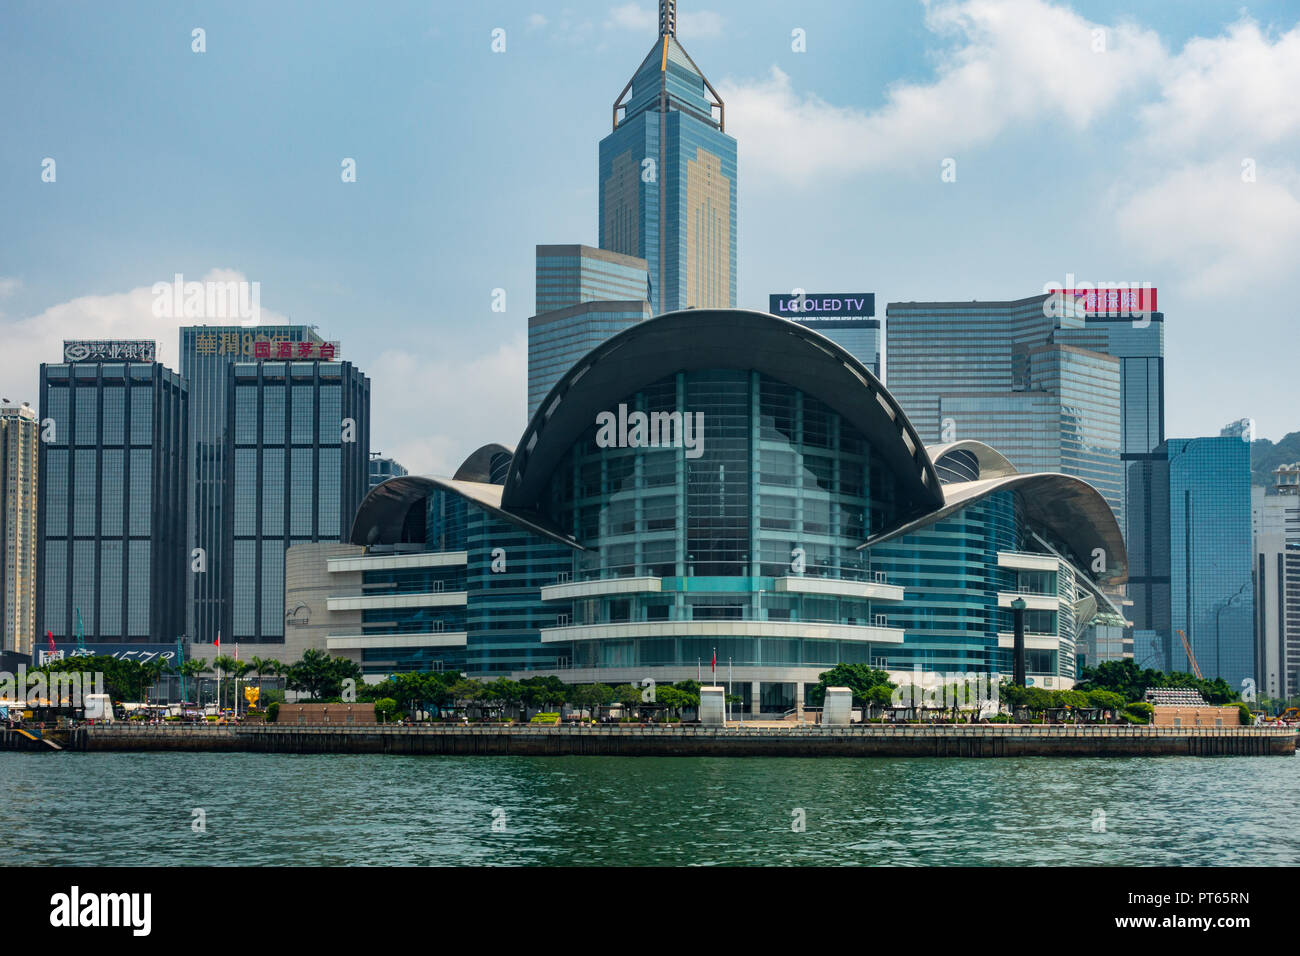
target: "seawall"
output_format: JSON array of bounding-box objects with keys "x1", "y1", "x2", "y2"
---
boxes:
[{"x1": 57, "y1": 723, "x2": 1299, "y2": 757}]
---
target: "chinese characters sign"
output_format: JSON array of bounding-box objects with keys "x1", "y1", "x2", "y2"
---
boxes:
[
  {"x1": 1060, "y1": 288, "x2": 1157, "y2": 314},
  {"x1": 191, "y1": 332, "x2": 341, "y2": 361},
  {"x1": 63, "y1": 340, "x2": 156, "y2": 363}
]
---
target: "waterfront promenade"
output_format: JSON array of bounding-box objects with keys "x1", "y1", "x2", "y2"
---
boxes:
[{"x1": 10, "y1": 723, "x2": 1293, "y2": 757}]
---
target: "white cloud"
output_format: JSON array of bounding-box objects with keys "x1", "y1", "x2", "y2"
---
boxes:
[
  {"x1": 1114, "y1": 161, "x2": 1300, "y2": 293},
  {"x1": 606, "y1": 4, "x2": 655, "y2": 33},
  {"x1": 368, "y1": 333, "x2": 527, "y2": 477},
  {"x1": 0, "y1": 269, "x2": 290, "y2": 406},
  {"x1": 527, "y1": 13, "x2": 547, "y2": 30},
  {"x1": 719, "y1": 0, "x2": 1164, "y2": 185},
  {"x1": 0, "y1": 277, "x2": 20, "y2": 298},
  {"x1": 605, "y1": 3, "x2": 723, "y2": 38},
  {"x1": 1139, "y1": 19, "x2": 1300, "y2": 153}
]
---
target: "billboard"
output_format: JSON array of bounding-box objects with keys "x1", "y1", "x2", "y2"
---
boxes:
[
  {"x1": 63, "y1": 340, "x2": 156, "y2": 363},
  {"x1": 36, "y1": 643, "x2": 181, "y2": 667},
  {"x1": 769, "y1": 293, "x2": 875, "y2": 318},
  {"x1": 1059, "y1": 287, "x2": 1157, "y2": 315},
  {"x1": 191, "y1": 330, "x2": 341, "y2": 361}
]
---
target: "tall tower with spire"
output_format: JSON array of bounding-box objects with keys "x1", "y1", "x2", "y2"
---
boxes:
[{"x1": 598, "y1": 0, "x2": 737, "y2": 314}]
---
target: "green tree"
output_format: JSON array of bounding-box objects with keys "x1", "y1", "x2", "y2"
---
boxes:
[
  {"x1": 521, "y1": 675, "x2": 568, "y2": 711},
  {"x1": 374, "y1": 698, "x2": 398, "y2": 723},
  {"x1": 284, "y1": 649, "x2": 362, "y2": 701},
  {"x1": 614, "y1": 683, "x2": 642, "y2": 720},
  {"x1": 809, "y1": 663, "x2": 896, "y2": 711}
]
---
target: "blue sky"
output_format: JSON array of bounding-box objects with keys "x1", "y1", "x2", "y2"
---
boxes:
[{"x1": 3, "y1": 0, "x2": 1298, "y2": 474}]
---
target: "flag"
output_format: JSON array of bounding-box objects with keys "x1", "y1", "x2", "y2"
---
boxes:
[
  {"x1": 711, "y1": 649, "x2": 716, "y2": 676},
  {"x1": 214, "y1": 632, "x2": 220, "y2": 650},
  {"x1": 47, "y1": 630, "x2": 55, "y2": 653}
]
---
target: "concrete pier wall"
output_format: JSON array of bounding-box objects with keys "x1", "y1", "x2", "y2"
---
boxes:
[{"x1": 62, "y1": 724, "x2": 1298, "y2": 757}]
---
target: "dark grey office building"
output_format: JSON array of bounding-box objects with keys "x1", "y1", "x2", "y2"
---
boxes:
[
  {"x1": 180, "y1": 325, "x2": 326, "y2": 645},
  {"x1": 225, "y1": 359, "x2": 370, "y2": 644},
  {"x1": 36, "y1": 341, "x2": 187, "y2": 642}
]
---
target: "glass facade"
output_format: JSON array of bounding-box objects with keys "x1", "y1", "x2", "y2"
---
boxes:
[
  {"x1": 36, "y1": 359, "x2": 187, "y2": 642},
  {"x1": 886, "y1": 295, "x2": 1124, "y2": 525},
  {"x1": 225, "y1": 361, "x2": 370, "y2": 643},
  {"x1": 528, "y1": 300, "x2": 651, "y2": 418},
  {"x1": 599, "y1": 34, "x2": 737, "y2": 313},
  {"x1": 369, "y1": 455, "x2": 407, "y2": 490},
  {"x1": 181, "y1": 325, "x2": 323, "y2": 644},
  {"x1": 785, "y1": 318, "x2": 882, "y2": 380},
  {"x1": 1166, "y1": 437, "x2": 1254, "y2": 689}
]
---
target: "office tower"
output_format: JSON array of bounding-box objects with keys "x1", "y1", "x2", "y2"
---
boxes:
[
  {"x1": 36, "y1": 341, "x2": 187, "y2": 643},
  {"x1": 0, "y1": 401, "x2": 39, "y2": 656},
  {"x1": 598, "y1": 0, "x2": 737, "y2": 313},
  {"x1": 1165, "y1": 437, "x2": 1254, "y2": 689},
  {"x1": 885, "y1": 294, "x2": 1123, "y2": 520},
  {"x1": 528, "y1": 245, "x2": 652, "y2": 418},
  {"x1": 769, "y1": 292, "x2": 882, "y2": 379},
  {"x1": 1055, "y1": 308, "x2": 1165, "y2": 660},
  {"x1": 535, "y1": 244, "x2": 650, "y2": 314},
  {"x1": 369, "y1": 453, "x2": 408, "y2": 490},
  {"x1": 1253, "y1": 480, "x2": 1300, "y2": 698},
  {"x1": 180, "y1": 325, "x2": 326, "y2": 645},
  {"x1": 225, "y1": 358, "x2": 370, "y2": 644}
]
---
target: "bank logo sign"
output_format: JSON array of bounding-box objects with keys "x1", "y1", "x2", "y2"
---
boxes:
[
  {"x1": 769, "y1": 293, "x2": 875, "y2": 318},
  {"x1": 63, "y1": 340, "x2": 156, "y2": 363}
]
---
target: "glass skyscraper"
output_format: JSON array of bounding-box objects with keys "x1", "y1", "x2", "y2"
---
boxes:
[
  {"x1": 181, "y1": 325, "x2": 325, "y2": 645},
  {"x1": 226, "y1": 359, "x2": 370, "y2": 644},
  {"x1": 1057, "y1": 311, "x2": 1166, "y2": 654},
  {"x1": 1164, "y1": 437, "x2": 1254, "y2": 690},
  {"x1": 885, "y1": 295, "x2": 1123, "y2": 521},
  {"x1": 598, "y1": 2, "x2": 737, "y2": 313},
  {"x1": 37, "y1": 343, "x2": 188, "y2": 643},
  {"x1": 527, "y1": 245, "x2": 651, "y2": 418}
]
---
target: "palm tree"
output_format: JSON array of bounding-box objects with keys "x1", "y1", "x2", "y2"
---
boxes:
[{"x1": 141, "y1": 658, "x2": 170, "y2": 706}]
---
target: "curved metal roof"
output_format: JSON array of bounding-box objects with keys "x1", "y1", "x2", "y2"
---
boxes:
[
  {"x1": 502, "y1": 308, "x2": 943, "y2": 521},
  {"x1": 452, "y1": 443, "x2": 515, "y2": 484},
  {"x1": 860, "y1": 473, "x2": 1129, "y2": 586},
  {"x1": 927, "y1": 440, "x2": 1019, "y2": 482},
  {"x1": 348, "y1": 474, "x2": 583, "y2": 551}
]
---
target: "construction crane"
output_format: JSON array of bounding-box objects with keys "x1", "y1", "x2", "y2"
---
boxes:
[
  {"x1": 1176, "y1": 629, "x2": 1203, "y2": 680},
  {"x1": 74, "y1": 608, "x2": 86, "y2": 653}
]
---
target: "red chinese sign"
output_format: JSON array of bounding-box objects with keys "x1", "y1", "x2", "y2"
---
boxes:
[{"x1": 1060, "y1": 288, "x2": 1157, "y2": 314}]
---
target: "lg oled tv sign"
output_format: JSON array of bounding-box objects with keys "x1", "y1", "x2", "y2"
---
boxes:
[{"x1": 769, "y1": 293, "x2": 875, "y2": 318}]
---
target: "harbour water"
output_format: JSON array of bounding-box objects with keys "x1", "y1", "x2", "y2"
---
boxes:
[{"x1": 2, "y1": 752, "x2": 1296, "y2": 866}]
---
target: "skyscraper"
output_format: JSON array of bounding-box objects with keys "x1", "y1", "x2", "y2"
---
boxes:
[
  {"x1": 1054, "y1": 308, "x2": 1165, "y2": 657},
  {"x1": 598, "y1": 0, "x2": 737, "y2": 313},
  {"x1": 1165, "y1": 436, "x2": 1254, "y2": 689},
  {"x1": 769, "y1": 292, "x2": 882, "y2": 379},
  {"x1": 36, "y1": 341, "x2": 187, "y2": 644},
  {"x1": 180, "y1": 325, "x2": 326, "y2": 645},
  {"x1": 527, "y1": 245, "x2": 651, "y2": 418},
  {"x1": 1252, "y1": 478, "x2": 1300, "y2": 698},
  {"x1": 225, "y1": 358, "x2": 370, "y2": 645},
  {"x1": 0, "y1": 401, "x2": 39, "y2": 656},
  {"x1": 885, "y1": 295, "x2": 1123, "y2": 520}
]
